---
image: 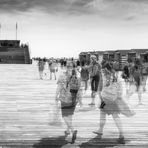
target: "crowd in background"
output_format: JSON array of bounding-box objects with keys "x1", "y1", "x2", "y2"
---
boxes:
[
  {"x1": 33, "y1": 55, "x2": 148, "y2": 105},
  {"x1": 32, "y1": 55, "x2": 148, "y2": 144}
]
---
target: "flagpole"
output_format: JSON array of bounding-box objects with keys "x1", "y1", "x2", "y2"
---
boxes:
[{"x1": 16, "y1": 23, "x2": 17, "y2": 40}]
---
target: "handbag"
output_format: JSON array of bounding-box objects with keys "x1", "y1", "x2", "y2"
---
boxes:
[
  {"x1": 101, "y1": 82, "x2": 118, "y2": 102},
  {"x1": 49, "y1": 101, "x2": 62, "y2": 126}
]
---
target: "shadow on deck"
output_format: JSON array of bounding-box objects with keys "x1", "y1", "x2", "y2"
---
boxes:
[{"x1": 33, "y1": 135, "x2": 129, "y2": 148}]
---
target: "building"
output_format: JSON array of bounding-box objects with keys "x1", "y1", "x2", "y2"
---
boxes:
[
  {"x1": 79, "y1": 51, "x2": 104, "y2": 64},
  {"x1": 79, "y1": 49, "x2": 148, "y2": 70},
  {"x1": 0, "y1": 40, "x2": 31, "y2": 64}
]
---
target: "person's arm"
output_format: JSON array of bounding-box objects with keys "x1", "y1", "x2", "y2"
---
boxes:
[
  {"x1": 86, "y1": 64, "x2": 93, "y2": 71},
  {"x1": 98, "y1": 70, "x2": 103, "y2": 90},
  {"x1": 55, "y1": 76, "x2": 63, "y2": 102},
  {"x1": 77, "y1": 66, "x2": 81, "y2": 73},
  {"x1": 117, "y1": 81, "x2": 123, "y2": 100},
  {"x1": 147, "y1": 66, "x2": 148, "y2": 75},
  {"x1": 98, "y1": 71, "x2": 103, "y2": 101},
  {"x1": 55, "y1": 83, "x2": 61, "y2": 102},
  {"x1": 55, "y1": 63, "x2": 58, "y2": 72},
  {"x1": 76, "y1": 78, "x2": 82, "y2": 102}
]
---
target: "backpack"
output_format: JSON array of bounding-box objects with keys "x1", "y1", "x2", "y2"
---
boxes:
[{"x1": 101, "y1": 82, "x2": 121, "y2": 102}]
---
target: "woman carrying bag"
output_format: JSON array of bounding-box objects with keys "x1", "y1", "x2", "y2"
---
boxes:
[
  {"x1": 93, "y1": 66, "x2": 135, "y2": 144},
  {"x1": 55, "y1": 65, "x2": 81, "y2": 144}
]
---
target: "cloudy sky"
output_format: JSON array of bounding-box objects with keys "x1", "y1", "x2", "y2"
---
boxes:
[{"x1": 0, "y1": 0, "x2": 148, "y2": 58}]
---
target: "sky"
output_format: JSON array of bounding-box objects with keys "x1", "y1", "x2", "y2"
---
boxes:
[{"x1": 0, "y1": 0, "x2": 148, "y2": 58}]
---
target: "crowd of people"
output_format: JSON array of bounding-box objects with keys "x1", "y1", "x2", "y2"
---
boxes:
[{"x1": 34, "y1": 55, "x2": 148, "y2": 144}]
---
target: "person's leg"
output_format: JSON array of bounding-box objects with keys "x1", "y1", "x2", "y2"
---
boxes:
[
  {"x1": 135, "y1": 78, "x2": 142, "y2": 105},
  {"x1": 91, "y1": 77, "x2": 95, "y2": 94},
  {"x1": 90, "y1": 78, "x2": 95, "y2": 105},
  {"x1": 64, "y1": 115, "x2": 77, "y2": 143},
  {"x1": 116, "y1": 71, "x2": 119, "y2": 79},
  {"x1": 98, "y1": 111, "x2": 106, "y2": 134},
  {"x1": 91, "y1": 75, "x2": 100, "y2": 104},
  {"x1": 77, "y1": 91, "x2": 83, "y2": 107},
  {"x1": 94, "y1": 75, "x2": 100, "y2": 92},
  {"x1": 54, "y1": 72, "x2": 56, "y2": 80},
  {"x1": 50, "y1": 72, "x2": 52, "y2": 80},
  {"x1": 93, "y1": 110, "x2": 106, "y2": 137},
  {"x1": 142, "y1": 75, "x2": 147, "y2": 92},
  {"x1": 137, "y1": 85, "x2": 142, "y2": 105},
  {"x1": 39, "y1": 71, "x2": 42, "y2": 79},
  {"x1": 127, "y1": 78, "x2": 135, "y2": 98},
  {"x1": 125, "y1": 80, "x2": 129, "y2": 96},
  {"x1": 112, "y1": 113, "x2": 124, "y2": 138},
  {"x1": 69, "y1": 115, "x2": 77, "y2": 144},
  {"x1": 84, "y1": 80, "x2": 88, "y2": 91},
  {"x1": 63, "y1": 116, "x2": 72, "y2": 134},
  {"x1": 40, "y1": 71, "x2": 43, "y2": 79},
  {"x1": 68, "y1": 115, "x2": 74, "y2": 133}
]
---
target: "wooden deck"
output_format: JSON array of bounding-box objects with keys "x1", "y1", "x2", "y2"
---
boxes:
[{"x1": 0, "y1": 63, "x2": 148, "y2": 148}]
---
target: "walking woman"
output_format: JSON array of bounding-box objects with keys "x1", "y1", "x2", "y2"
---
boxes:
[
  {"x1": 141, "y1": 59, "x2": 148, "y2": 92},
  {"x1": 80, "y1": 61, "x2": 89, "y2": 92},
  {"x1": 38, "y1": 58, "x2": 45, "y2": 79},
  {"x1": 132, "y1": 63, "x2": 143, "y2": 105},
  {"x1": 93, "y1": 67, "x2": 135, "y2": 144},
  {"x1": 48, "y1": 59, "x2": 58, "y2": 80},
  {"x1": 55, "y1": 66, "x2": 82, "y2": 144},
  {"x1": 88, "y1": 55, "x2": 101, "y2": 106},
  {"x1": 122, "y1": 62, "x2": 130, "y2": 95}
]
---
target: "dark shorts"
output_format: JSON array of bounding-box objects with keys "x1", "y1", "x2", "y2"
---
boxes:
[
  {"x1": 50, "y1": 69, "x2": 56, "y2": 73},
  {"x1": 134, "y1": 76, "x2": 141, "y2": 86},
  {"x1": 61, "y1": 105, "x2": 76, "y2": 117},
  {"x1": 61, "y1": 92, "x2": 77, "y2": 117}
]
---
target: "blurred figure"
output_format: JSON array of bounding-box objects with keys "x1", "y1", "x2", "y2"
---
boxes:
[
  {"x1": 127, "y1": 58, "x2": 143, "y2": 105},
  {"x1": 80, "y1": 61, "x2": 89, "y2": 92},
  {"x1": 38, "y1": 58, "x2": 45, "y2": 79},
  {"x1": 93, "y1": 68, "x2": 135, "y2": 144},
  {"x1": 113, "y1": 60, "x2": 119, "y2": 80},
  {"x1": 55, "y1": 63, "x2": 81, "y2": 144},
  {"x1": 48, "y1": 59, "x2": 58, "y2": 80},
  {"x1": 122, "y1": 62, "x2": 130, "y2": 95},
  {"x1": 141, "y1": 59, "x2": 148, "y2": 92},
  {"x1": 132, "y1": 64, "x2": 143, "y2": 105},
  {"x1": 128, "y1": 60, "x2": 135, "y2": 85},
  {"x1": 88, "y1": 55, "x2": 102, "y2": 106}
]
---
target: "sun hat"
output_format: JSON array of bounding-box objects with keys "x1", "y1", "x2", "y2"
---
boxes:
[{"x1": 90, "y1": 55, "x2": 97, "y2": 60}]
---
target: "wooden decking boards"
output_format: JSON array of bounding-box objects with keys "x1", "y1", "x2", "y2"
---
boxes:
[{"x1": 0, "y1": 63, "x2": 148, "y2": 147}]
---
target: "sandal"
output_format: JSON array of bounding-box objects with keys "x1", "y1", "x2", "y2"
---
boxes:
[
  {"x1": 93, "y1": 131, "x2": 103, "y2": 139},
  {"x1": 117, "y1": 136, "x2": 125, "y2": 144},
  {"x1": 71, "y1": 130, "x2": 77, "y2": 144}
]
